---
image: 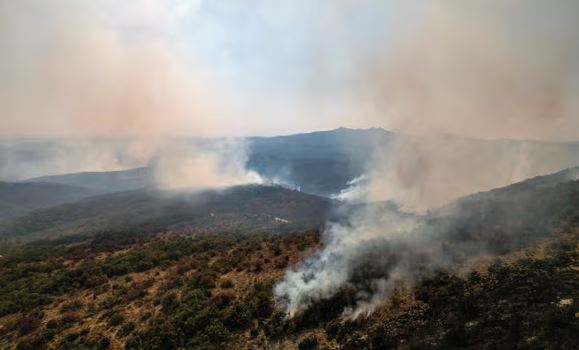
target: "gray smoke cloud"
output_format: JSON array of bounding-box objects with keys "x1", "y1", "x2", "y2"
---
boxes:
[{"x1": 275, "y1": 0, "x2": 579, "y2": 317}]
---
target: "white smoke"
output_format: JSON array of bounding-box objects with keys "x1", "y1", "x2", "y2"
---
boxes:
[
  {"x1": 275, "y1": 207, "x2": 420, "y2": 317},
  {"x1": 153, "y1": 138, "x2": 263, "y2": 190}
]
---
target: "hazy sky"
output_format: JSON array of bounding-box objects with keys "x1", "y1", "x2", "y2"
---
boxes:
[
  {"x1": 0, "y1": 0, "x2": 400, "y2": 137},
  {"x1": 1, "y1": 0, "x2": 578, "y2": 140}
]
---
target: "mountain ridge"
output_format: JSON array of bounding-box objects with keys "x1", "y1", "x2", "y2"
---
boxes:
[{"x1": 16, "y1": 127, "x2": 579, "y2": 198}]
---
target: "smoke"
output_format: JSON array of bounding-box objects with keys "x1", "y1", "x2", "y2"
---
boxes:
[
  {"x1": 353, "y1": 0, "x2": 579, "y2": 210},
  {"x1": 275, "y1": 0, "x2": 579, "y2": 316},
  {"x1": 340, "y1": 135, "x2": 579, "y2": 211},
  {"x1": 275, "y1": 206, "x2": 421, "y2": 317},
  {"x1": 153, "y1": 138, "x2": 263, "y2": 190},
  {"x1": 0, "y1": 0, "x2": 258, "y2": 188},
  {"x1": 362, "y1": 1, "x2": 579, "y2": 141},
  {"x1": 0, "y1": 139, "x2": 138, "y2": 181},
  {"x1": 0, "y1": 0, "x2": 214, "y2": 138}
]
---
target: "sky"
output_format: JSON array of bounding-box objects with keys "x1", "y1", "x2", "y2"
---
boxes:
[
  {"x1": 1, "y1": 0, "x2": 578, "y2": 140},
  {"x1": 0, "y1": 0, "x2": 424, "y2": 138}
]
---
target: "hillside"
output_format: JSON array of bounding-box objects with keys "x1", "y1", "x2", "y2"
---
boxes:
[
  {"x1": 27, "y1": 167, "x2": 155, "y2": 195},
  {"x1": 0, "y1": 182, "x2": 95, "y2": 220},
  {"x1": 247, "y1": 127, "x2": 393, "y2": 196},
  {"x1": 0, "y1": 169, "x2": 578, "y2": 350},
  {"x1": 0, "y1": 185, "x2": 332, "y2": 241},
  {"x1": 426, "y1": 167, "x2": 579, "y2": 254}
]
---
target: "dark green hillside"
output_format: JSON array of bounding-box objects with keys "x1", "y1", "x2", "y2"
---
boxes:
[
  {"x1": 0, "y1": 182, "x2": 95, "y2": 219},
  {"x1": 0, "y1": 185, "x2": 332, "y2": 241},
  {"x1": 27, "y1": 167, "x2": 155, "y2": 195},
  {"x1": 247, "y1": 127, "x2": 393, "y2": 196}
]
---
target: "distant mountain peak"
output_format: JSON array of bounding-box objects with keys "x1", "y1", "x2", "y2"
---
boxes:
[{"x1": 332, "y1": 126, "x2": 391, "y2": 133}]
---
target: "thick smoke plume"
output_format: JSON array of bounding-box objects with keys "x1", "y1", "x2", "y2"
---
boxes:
[{"x1": 275, "y1": 0, "x2": 579, "y2": 316}]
